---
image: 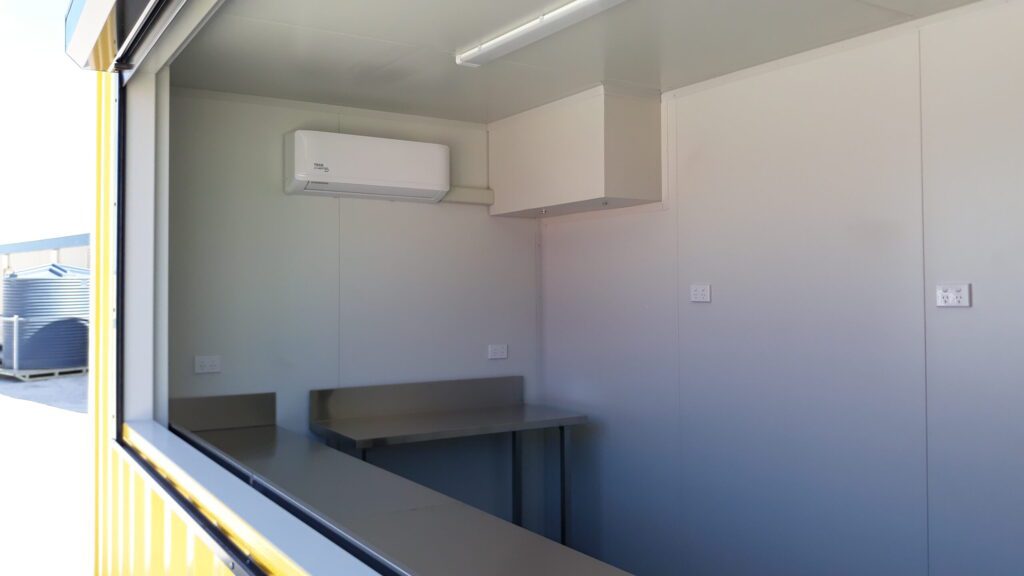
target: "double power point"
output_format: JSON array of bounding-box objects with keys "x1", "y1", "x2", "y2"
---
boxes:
[
  {"x1": 194, "y1": 355, "x2": 222, "y2": 374},
  {"x1": 936, "y1": 284, "x2": 972, "y2": 308},
  {"x1": 689, "y1": 284, "x2": 711, "y2": 303}
]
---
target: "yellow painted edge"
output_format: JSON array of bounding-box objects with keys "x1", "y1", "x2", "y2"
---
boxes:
[
  {"x1": 121, "y1": 424, "x2": 311, "y2": 576},
  {"x1": 93, "y1": 70, "x2": 112, "y2": 576}
]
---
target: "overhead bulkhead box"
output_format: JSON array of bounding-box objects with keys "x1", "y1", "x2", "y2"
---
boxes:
[{"x1": 285, "y1": 130, "x2": 450, "y2": 202}]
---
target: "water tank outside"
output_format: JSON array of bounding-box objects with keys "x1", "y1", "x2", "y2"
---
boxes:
[{"x1": 1, "y1": 264, "x2": 90, "y2": 371}]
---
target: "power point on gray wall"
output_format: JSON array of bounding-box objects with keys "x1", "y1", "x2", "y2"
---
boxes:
[
  {"x1": 936, "y1": 284, "x2": 972, "y2": 307},
  {"x1": 690, "y1": 284, "x2": 712, "y2": 303},
  {"x1": 194, "y1": 355, "x2": 222, "y2": 374},
  {"x1": 487, "y1": 344, "x2": 508, "y2": 360}
]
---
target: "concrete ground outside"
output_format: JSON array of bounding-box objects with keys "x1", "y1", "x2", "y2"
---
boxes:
[{"x1": 0, "y1": 373, "x2": 90, "y2": 574}]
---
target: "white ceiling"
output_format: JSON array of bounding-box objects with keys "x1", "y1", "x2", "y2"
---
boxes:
[{"x1": 171, "y1": 0, "x2": 977, "y2": 123}]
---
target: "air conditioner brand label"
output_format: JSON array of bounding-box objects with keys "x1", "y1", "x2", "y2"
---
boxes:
[{"x1": 313, "y1": 162, "x2": 330, "y2": 173}]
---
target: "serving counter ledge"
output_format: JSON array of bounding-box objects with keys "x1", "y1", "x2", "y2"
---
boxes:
[{"x1": 171, "y1": 393, "x2": 627, "y2": 576}]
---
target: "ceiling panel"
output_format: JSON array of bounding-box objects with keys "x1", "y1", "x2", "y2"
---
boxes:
[
  {"x1": 172, "y1": 15, "x2": 414, "y2": 106},
  {"x1": 171, "y1": 0, "x2": 980, "y2": 123},
  {"x1": 853, "y1": 0, "x2": 977, "y2": 16},
  {"x1": 171, "y1": 13, "x2": 604, "y2": 121},
  {"x1": 492, "y1": 0, "x2": 915, "y2": 90},
  {"x1": 215, "y1": 0, "x2": 564, "y2": 52}
]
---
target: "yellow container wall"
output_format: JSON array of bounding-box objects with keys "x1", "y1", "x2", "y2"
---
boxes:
[{"x1": 91, "y1": 71, "x2": 232, "y2": 576}]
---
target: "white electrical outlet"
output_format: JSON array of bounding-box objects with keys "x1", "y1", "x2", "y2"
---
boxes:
[
  {"x1": 936, "y1": 284, "x2": 972, "y2": 308},
  {"x1": 690, "y1": 284, "x2": 712, "y2": 303},
  {"x1": 194, "y1": 355, "x2": 222, "y2": 374},
  {"x1": 487, "y1": 344, "x2": 508, "y2": 360}
]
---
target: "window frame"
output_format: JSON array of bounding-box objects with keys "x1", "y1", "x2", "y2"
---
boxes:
[{"x1": 102, "y1": 1, "x2": 380, "y2": 574}]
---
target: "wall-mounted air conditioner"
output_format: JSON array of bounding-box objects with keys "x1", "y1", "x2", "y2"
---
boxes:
[{"x1": 285, "y1": 130, "x2": 450, "y2": 202}]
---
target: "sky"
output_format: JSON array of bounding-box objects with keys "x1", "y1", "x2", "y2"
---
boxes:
[{"x1": 0, "y1": 0, "x2": 95, "y2": 245}]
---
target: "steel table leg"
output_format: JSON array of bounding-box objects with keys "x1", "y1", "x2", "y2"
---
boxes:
[
  {"x1": 560, "y1": 425, "x2": 568, "y2": 545},
  {"x1": 512, "y1": 431, "x2": 522, "y2": 526}
]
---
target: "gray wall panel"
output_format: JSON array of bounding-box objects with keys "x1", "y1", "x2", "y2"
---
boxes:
[{"x1": 921, "y1": 3, "x2": 1024, "y2": 574}]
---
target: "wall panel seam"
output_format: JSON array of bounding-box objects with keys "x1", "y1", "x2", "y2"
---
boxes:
[{"x1": 917, "y1": 29, "x2": 931, "y2": 576}]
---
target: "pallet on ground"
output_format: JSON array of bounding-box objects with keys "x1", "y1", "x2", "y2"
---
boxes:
[{"x1": 0, "y1": 366, "x2": 88, "y2": 382}]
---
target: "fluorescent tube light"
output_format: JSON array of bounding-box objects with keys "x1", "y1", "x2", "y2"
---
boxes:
[{"x1": 455, "y1": 0, "x2": 628, "y2": 67}]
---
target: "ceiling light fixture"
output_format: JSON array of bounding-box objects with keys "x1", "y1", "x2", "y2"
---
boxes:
[{"x1": 455, "y1": 0, "x2": 628, "y2": 67}]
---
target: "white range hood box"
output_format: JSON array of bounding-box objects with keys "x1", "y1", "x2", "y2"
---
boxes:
[
  {"x1": 285, "y1": 130, "x2": 450, "y2": 202},
  {"x1": 487, "y1": 85, "x2": 661, "y2": 217}
]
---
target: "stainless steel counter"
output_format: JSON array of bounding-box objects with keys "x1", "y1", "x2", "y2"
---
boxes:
[
  {"x1": 189, "y1": 424, "x2": 629, "y2": 576},
  {"x1": 307, "y1": 378, "x2": 588, "y2": 544}
]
